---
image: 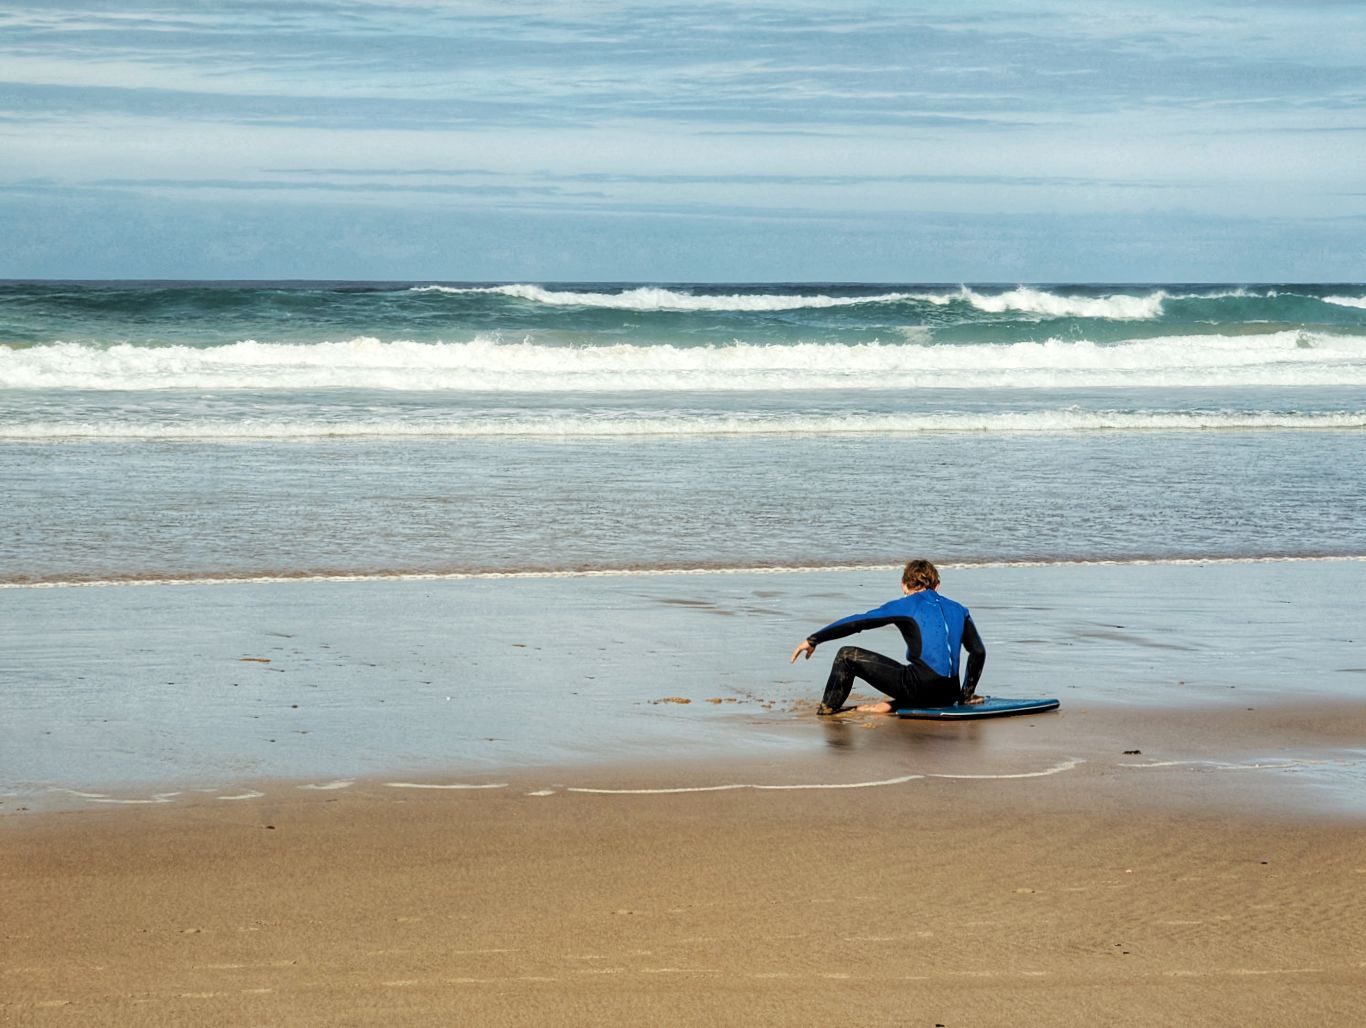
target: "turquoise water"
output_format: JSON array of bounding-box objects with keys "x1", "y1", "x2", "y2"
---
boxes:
[
  {"x1": 5, "y1": 281, "x2": 1366, "y2": 350},
  {"x1": 2, "y1": 281, "x2": 1364, "y2": 582}
]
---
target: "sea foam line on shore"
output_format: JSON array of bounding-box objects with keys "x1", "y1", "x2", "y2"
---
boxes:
[
  {"x1": 12, "y1": 759, "x2": 1090, "y2": 810},
  {"x1": 564, "y1": 758, "x2": 1086, "y2": 794},
  {"x1": 3, "y1": 554, "x2": 1363, "y2": 591},
  {"x1": 23, "y1": 755, "x2": 1363, "y2": 812}
]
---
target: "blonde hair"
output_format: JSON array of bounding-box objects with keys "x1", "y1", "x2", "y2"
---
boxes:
[{"x1": 901, "y1": 559, "x2": 940, "y2": 591}]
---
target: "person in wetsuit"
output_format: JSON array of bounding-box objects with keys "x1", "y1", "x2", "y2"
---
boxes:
[{"x1": 789, "y1": 559, "x2": 986, "y2": 715}]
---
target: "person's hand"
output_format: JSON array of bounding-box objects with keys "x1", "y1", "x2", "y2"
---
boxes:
[
  {"x1": 790, "y1": 640, "x2": 816, "y2": 663},
  {"x1": 965, "y1": 695, "x2": 984, "y2": 705}
]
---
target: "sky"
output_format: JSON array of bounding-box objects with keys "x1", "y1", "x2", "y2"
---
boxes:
[{"x1": 1, "y1": 0, "x2": 1363, "y2": 282}]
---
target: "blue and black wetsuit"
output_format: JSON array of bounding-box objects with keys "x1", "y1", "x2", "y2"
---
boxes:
[{"x1": 806, "y1": 590, "x2": 986, "y2": 712}]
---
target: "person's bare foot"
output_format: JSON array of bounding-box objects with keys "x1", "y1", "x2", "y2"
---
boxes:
[{"x1": 854, "y1": 701, "x2": 894, "y2": 714}]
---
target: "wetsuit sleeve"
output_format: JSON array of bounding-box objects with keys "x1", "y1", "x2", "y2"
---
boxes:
[
  {"x1": 959, "y1": 615, "x2": 986, "y2": 701},
  {"x1": 806, "y1": 600, "x2": 913, "y2": 647}
]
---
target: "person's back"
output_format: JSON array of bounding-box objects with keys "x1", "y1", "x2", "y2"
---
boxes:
[{"x1": 790, "y1": 559, "x2": 986, "y2": 715}]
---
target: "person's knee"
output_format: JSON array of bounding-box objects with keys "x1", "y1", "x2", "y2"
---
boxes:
[{"x1": 835, "y1": 645, "x2": 859, "y2": 662}]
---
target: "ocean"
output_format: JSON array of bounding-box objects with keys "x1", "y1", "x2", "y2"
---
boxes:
[{"x1": 2, "y1": 280, "x2": 1365, "y2": 585}]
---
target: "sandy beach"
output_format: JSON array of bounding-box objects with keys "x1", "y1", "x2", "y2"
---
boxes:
[
  {"x1": 4, "y1": 560, "x2": 1366, "y2": 1024},
  {"x1": 5, "y1": 746, "x2": 1366, "y2": 1026}
]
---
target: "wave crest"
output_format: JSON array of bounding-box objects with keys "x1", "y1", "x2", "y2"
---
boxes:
[
  {"x1": 410, "y1": 283, "x2": 1170, "y2": 319},
  {"x1": 5, "y1": 331, "x2": 1365, "y2": 391},
  {"x1": 951, "y1": 286, "x2": 1167, "y2": 320},
  {"x1": 411, "y1": 284, "x2": 920, "y2": 311}
]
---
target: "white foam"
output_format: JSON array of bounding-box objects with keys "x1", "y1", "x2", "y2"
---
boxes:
[
  {"x1": 411, "y1": 284, "x2": 1170, "y2": 319},
  {"x1": 5, "y1": 330, "x2": 1365, "y2": 392},
  {"x1": 22, "y1": 756, "x2": 1361, "y2": 815},
  {"x1": 411, "y1": 284, "x2": 921, "y2": 311},
  {"x1": 950, "y1": 286, "x2": 1166, "y2": 320},
  {"x1": 565, "y1": 775, "x2": 923, "y2": 794},
  {"x1": 927, "y1": 758, "x2": 1086, "y2": 780},
  {"x1": 383, "y1": 781, "x2": 508, "y2": 790},
  {"x1": 1169, "y1": 287, "x2": 1269, "y2": 301},
  {"x1": 49, "y1": 788, "x2": 183, "y2": 804},
  {"x1": 564, "y1": 758, "x2": 1082, "y2": 794},
  {"x1": 1118, "y1": 758, "x2": 1339, "y2": 771},
  {"x1": 1323, "y1": 295, "x2": 1366, "y2": 310},
  {"x1": 3, "y1": 408, "x2": 1362, "y2": 442}
]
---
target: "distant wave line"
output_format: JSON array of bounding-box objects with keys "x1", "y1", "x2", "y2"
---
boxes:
[
  {"x1": 3, "y1": 409, "x2": 1363, "y2": 442},
  {"x1": 412, "y1": 283, "x2": 1175, "y2": 319},
  {"x1": 406, "y1": 284, "x2": 1366, "y2": 318},
  {"x1": 4, "y1": 554, "x2": 1363, "y2": 591},
  {"x1": 413, "y1": 283, "x2": 926, "y2": 312}
]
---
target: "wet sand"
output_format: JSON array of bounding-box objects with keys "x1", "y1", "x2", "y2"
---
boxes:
[
  {"x1": 5, "y1": 559, "x2": 1364, "y2": 809},
  {"x1": 5, "y1": 747, "x2": 1366, "y2": 1026},
  {"x1": 4, "y1": 560, "x2": 1366, "y2": 1023}
]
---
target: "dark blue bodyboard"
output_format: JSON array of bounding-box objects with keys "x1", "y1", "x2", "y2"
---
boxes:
[{"x1": 895, "y1": 696, "x2": 1060, "y2": 720}]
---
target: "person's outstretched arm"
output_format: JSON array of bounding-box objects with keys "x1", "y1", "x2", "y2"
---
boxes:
[
  {"x1": 960, "y1": 615, "x2": 987, "y2": 702},
  {"x1": 790, "y1": 599, "x2": 913, "y2": 663}
]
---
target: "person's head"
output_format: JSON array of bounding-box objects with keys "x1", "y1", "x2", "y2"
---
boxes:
[{"x1": 901, "y1": 559, "x2": 940, "y2": 594}]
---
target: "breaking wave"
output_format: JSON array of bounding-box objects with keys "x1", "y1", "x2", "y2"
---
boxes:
[
  {"x1": 941, "y1": 286, "x2": 1167, "y2": 320},
  {"x1": 412, "y1": 284, "x2": 1173, "y2": 319},
  {"x1": 1324, "y1": 295, "x2": 1366, "y2": 310},
  {"x1": 411, "y1": 284, "x2": 921, "y2": 311},
  {"x1": 5, "y1": 330, "x2": 1366, "y2": 392}
]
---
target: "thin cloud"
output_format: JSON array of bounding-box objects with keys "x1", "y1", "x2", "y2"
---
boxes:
[
  {"x1": 83, "y1": 177, "x2": 602, "y2": 198},
  {"x1": 1, "y1": 1, "x2": 1362, "y2": 279}
]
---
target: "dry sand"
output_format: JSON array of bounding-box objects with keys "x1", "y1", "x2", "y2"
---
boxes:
[{"x1": 5, "y1": 738, "x2": 1366, "y2": 1027}]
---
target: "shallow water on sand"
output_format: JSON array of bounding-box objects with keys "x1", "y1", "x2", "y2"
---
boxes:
[
  {"x1": 3, "y1": 560, "x2": 1363, "y2": 814},
  {"x1": 4, "y1": 427, "x2": 1366, "y2": 585}
]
